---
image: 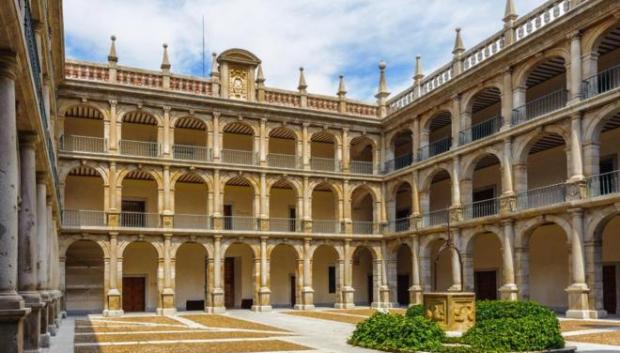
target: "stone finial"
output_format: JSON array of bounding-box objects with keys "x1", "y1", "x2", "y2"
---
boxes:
[
  {"x1": 210, "y1": 52, "x2": 219, "y2": 78},
  {"x1": 337, "y1": 75, "x2": 347, "y2": 97},
  {"x1": 107, "y1": 35, "x2": 118, "y2": 64},
  {"x1": 414, "y1": 55, "x2": 424, "y2": 81},
  {"x1": 504, "y1": 0, "x2": 518, "y2": 22},
  {"x1": 298, "y1": 67, "x2": 308, "y2": 93},
  {"x1": 161, "y1": 43, "x2": 171, "y2": 71},
  {"x1": 375, "y1": 60, "x2": 389, "y2": 99},
  {"x1": 452, "y1": 28, "x2": 465, "y2": 56},
  {"x1": 256, "y1": 64, "x2": 265, "y2": 85}
]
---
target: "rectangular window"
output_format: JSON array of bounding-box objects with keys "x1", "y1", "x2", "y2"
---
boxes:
[{"x1": 328, "y1": 266, "x2": 336, "y2": 294}]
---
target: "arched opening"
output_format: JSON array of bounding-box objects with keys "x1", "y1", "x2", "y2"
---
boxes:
[
  {"x1": 393, "y1": 182, "x2": 412, "y2": 232},
  {"x1": 173, "y1": 173, "x2": 209, "y2": 229},
  {"x1": 222, "y1": 122, "x2": 255, "y2": 165},
  {"x1": 63, "y1": 166, "x2": 105, "y2": 226},
  {"x1": 514, "y1": 57, "x2": 567, "y2": 124},
  {"x1": 468, "y1": 233, "x2": 502, "y2": 300},
  {"x1": 517, "y1": 133, "x2": 567, "y2": 210},
  {"x1": 352, "y1": 246, "x2": 374, "y2": 306},
  {"x1": 62, "y1": 105, "x2": 105, "y2": 153},
  {"x1": 311, "y1": 183, "x2": 339, "y2": 233},
  {"x1": 465, "y1": 154, "x2": 501, "y2": 219},
  {"x1": 389, "y1": 129, "x2": 413, "y2": 172},
  {"x1": 310, "y1": 131, "x2": 337, "y2": 171},
  {"x1": 122, "y1": 241, "x2": 158, "y2": 312},
  {"x1": 223, "y1": 243, "x2": 255, "y2": 309},
  {"x1": 590, "y1": 111, "x2": 620, "y2": 196},
  {"x1": 395, "y1": 244, "x2": 412, "y2": 307},
  {"x1": 598, "y1": 214, "x2": 620, "y2": 315},
  {"x1": 223, "y1": 177, "x2": 256, "y2": 231},
  {"x1": 270, "y1": 244, "x2": 299, "y2": 308},
  {"x1": 461, "y1": 87, "x2": 502, "y2": 144},
  {"x1": 424, "y1": 169, "x2": 451, "y2": 227},
  {"x1": 350, "y1": 136, "x2": 374, "y2": 174},
  {"x1": 175, "y1": 242, "x2": 207, "y2": 311},
  {"x1": 269, "y1": 179, "x2": 298, "y2": 232},
  {"x1": 420, "y1": 112, "x2": 452, "y2": 160},
  {"x1": 429, "y1": 239, "x2": 454, "y2": 292},
  {"x1": 312, "y1": 245, "x2": 340, "y2": 307},
  {"x1": 65, "y1": 240, "x2": 104, "y2": 314},
  {"x1": 173, "y1": 117, "x2": 208, "y2": 161},
  {"x1": 527, "y1": 224, "x2": 569, "y2": 312},
  {"x1": 121, "y1": 170, "x2": 159, "y2": 228},
  {"x1": 268, "y1": 127, "x2": 298, "y2": 169},
  {"x1": 585, "y1": 24, "x2": 620, "y2": 97},
  {"x1": 120, "y1": 110, "x2": 159, "y2": 157},
  {"x1": 351, "y1": 187, "x2": 375, "y2": 234}
]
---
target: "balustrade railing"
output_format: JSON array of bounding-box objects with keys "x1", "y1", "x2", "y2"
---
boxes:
[
  {"x1": 173, "y1": 214, "x2": 211, "y2": 229},
  {"x1": 172, "y1": 144, "x2": 210, "y2": 162},
  {"x1": 389, "y1": 217, "x2": 412, "y2": 233},
  {"x1": 588, "y1": 170, "x2": 620, "y2": 198},
  {"x1": 62, "y1": 209, "x2": 106, "y2": 227},
  {"x1": 350, "y1": 160, "x2": 374, "y2": 175},
  {"x1": 384, "y1": 154, "x2": 413, "y2": 173},
  {"x1": 516, "y1": 183, "x2": 567, "y2": 210},
  {"x1": 463, "y1": 198, "x2": 499, "y2": 220},
  {"x1": 312, "y1": 219, "x2": 341, "y2": 234},
  {"x1": 352, "y1": 221, "x2": 374, "y2": 235},
  {"x1": 422, "y1": 209, "x2": 449, "y2": 227},
  {"x1": 514, "y1": 0, "x2": 570, "y2": 42},
  {"x1": 459, "y1": 116, "x2": 503, "y2": 145},
  {"x1": 61, "y1": 135, "x2": 106, "y2": 153},
  {"x1": 311, "y1": 157, "x2": 338, "y2": 172},
  {"x1": 120, "y1": 212, "x2": 160, "y2": 228},
  {"x1": 119, "y1": 140, "x2": 160, "y2": 158},
  {"x1": 267, "y1": 153, "x2": 298, "y2": 169},
  {"x1": 269, "y1": 218, "x2": 299, "y2": 232},
  {"x1": 418, "y1": 138, "x2": 451, "y2": 161},
  {"x1": 223, "y1": 216, "x2": 257, "y2": 231},
  {"x1": 512, "y1": 89, "x2": 568, "y2": 125},
  {"x1": 582, "y1": 64, "x2": 620, "y2": 99},
  {"x1": 221, "y1": 149, "x2": 256, "y2": 165}
]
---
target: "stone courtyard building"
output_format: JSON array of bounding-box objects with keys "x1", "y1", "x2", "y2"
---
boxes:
[{"x1": 2, "y1": 0, "x2": 620, "y2": 352}]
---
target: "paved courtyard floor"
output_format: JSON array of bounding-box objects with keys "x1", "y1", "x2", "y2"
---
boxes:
[{"x1": 46, "y1": 308, "x2": 620, "y2": 353}]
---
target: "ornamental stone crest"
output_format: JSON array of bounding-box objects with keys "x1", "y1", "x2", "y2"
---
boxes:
[{"x1": 229, "y1": 65, "x2": 248, "y2": 100}]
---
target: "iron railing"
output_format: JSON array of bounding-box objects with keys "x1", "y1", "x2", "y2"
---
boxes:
[
  {"x1": 581, "y1": 64, "x2": 620, "y2": 99},
  {"x1": 588, "y1": 170, "x2": 620, "y2": 198},
  {"x1": 221, "y1": 149, "x2": 256, "y2": 165},
  {"x1": 459, "y1": 115, "x2": 503, "y2": 145},
  {"x1": 312, "y1": 219, "x2": 341, "y2": 233},
  {"x1": 120, "y1": 212, "x2": 160, "y2": 228},
  {"x1": 352, "y1": 221, "x2": 374, "y2": 235},
  {"x1": 269, "y1": 218, "x2": 300, "y2": 232},
  {"x1": 310, "y1": 157, "x2": 338, "y2": 172},
  {"x1": 350, "y1": 160, "x2": 374, "y2": 175},
  {"x1": 62, "y1": 209, "x2": 106, "y2": 227},
  {"x1": 422, "y1": 209, "x2": 449, "y2": 227},
  {"x1": 61, "y1": 135, "x2": 106, "y2": 153},
  {"x1": 389, "y1": 217, "x2": 412, "y2": 233},
  {"x1": 119, "y1": 140, "x2": 160, "y2": 158},
  {"x1": 463, "y1": 198, "x2": 499, "y2": 220},
  {"x1": 512, "y1": 89, "x2": 568, "y2": 125},
  {"x1": 223, "y1": 216, "x2": 257, "y2": 231},
  {"x1": 172, "y1": 144, "x2": 210, "y2": 162},
  {"x1": 418, "y1": 138, "x2": 451, "y2": 161},
  {"x1": 384, "y1": 153, "x2": 413, "y2": 173},
  {"x1": 516, "y1": 183, "x2": 567, "y2": 210},
  {"x1": 267, "y1": 153, "x2": 298, "y2": 169},
  {"x1": 173, "y1": 214, "x2": 211, "y2": 229}
]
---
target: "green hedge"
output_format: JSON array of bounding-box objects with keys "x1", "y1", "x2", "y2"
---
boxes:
[
  {"x1": 349, "y1": 312, "x2": 445, "y2": 352},
  {"x1": 405, "y1": 304, "x2": 425, "y2": 318},
  {"x1": 475, "y1": 300, "x2": 557, "y2": 322}
]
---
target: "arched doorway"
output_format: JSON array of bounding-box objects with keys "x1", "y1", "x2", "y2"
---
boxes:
[
  {"x1": 173, "y1": 173, "x2": 209, "y2": 229},
  {"x1": 310, "y1": 131, "x2": 337, "y2": 171},
  {"x1": 350, "y1": 136, "x2": 374, "y2": 174},
  {"x1": 270, "y1": 244, "x2": 300, "y2": 308},
  {"x1": 311, "y1": 183, "x2": 339, "y2": 233},
  {"x1": 421, "y1": 112, "x2": 452, "y2": 160},
  {"x1": 424, "y1": 169, "x2": 451, "y2": 227},
  {"x1": 352, "y1": 246, "x2": 374, "y2": 306},
  {"x1": 122, "y1": 241, "x2": 158, "y2": 312},
  {"x1": 63, "y1": 166, "x2": 105, "y2": 226},
  {"x1": 61, "y1": 105, "x2": 105, "y2": 153},
  {"x1": 175, "y1": 242, "x2": 207, "y2": 311},
  {"x1": 465, "y1": 154, "x2": 502, "y2": 219},
  {"x1": 269, "y1": 179, "x2": 299, "y2": 232},
  {"x1": 222, "y1": 122, "x2": 255, "y2": 165},
  {"x1": 223, "y1": 243, "x2": 256, "y2": 309},
  {"x1": 223, "y1": 177, "x2": 256, "y2": 231},
  {"x1": 395, "y1": 244, "x2": 412, "y2": 307},
  {"x1": 312, "y1": 245, "x2": 340, "y2": 307},
  {"x1": 65, "y1": 240, "x2": 104, "y2": 314},
  {"x1": 467, "y1": 233, "x2": 502, "y2": 300},
  {"x1": 351, "y1": 186, "x2": 375, "y2": 234},
  {"x1": 461, "y1": 87, "x2": 502, "y2": 144},
  {"x1": 120, "y1": 110, "x2": 159, "y2": 157},
  {"x1": 121, "y1": 170, "x2": 159, "y2": 228},
  {"x1": 268, "y1": 127, "x2": 298, "y2": 168},
  {"x1": 173, "y1": 117, "x2": 208, "y2": 161}
]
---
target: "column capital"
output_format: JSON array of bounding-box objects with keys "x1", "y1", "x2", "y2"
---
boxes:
[
  {"x1": 566, "y1": 30, "x2": 582, "y2": 40},
  {"x1": 19, "y1": 132, "x2": 38, "y2": 147},
  {"x1": 0, "y1": 51, "x2": 17, "y2": 80}
]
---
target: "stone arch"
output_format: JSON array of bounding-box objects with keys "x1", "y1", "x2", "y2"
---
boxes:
[
  {"x1": 171, "y1": 238, "x2": 213, "y2": 259},
  {"x1": 515, "y1": 215, "x2": 572, "y2": 249},
  {"x1": 267, "y1": 176, "x2": 301, "y2": 198},
  {"x1": 220, "y1": 239, "x2": 260, "y2": 260},
  {"x1": 514, "y1": 126, "x2": 570, "y2": 165},
  {"x1": 222, "y1": 120, "x2": 258, "y2": 137},
  {"x1": 117, "y1": 166, "x2": 164, "y2": 191},
  {"x1": 171, "y1": 114, "x2": 209, "y2": 129},
  {"x1": 462, "y1": 83, "x2": 504, "y2": 115},
  {"x1": 64, "y1": 239, "x2": 107, "y2": 313},
  {"x1": 119, "y1": 108, "x2": 162, "y2": 126},
  {"x1": 62, "y1": 163, "x2": 109, "y2": 216},
  {"x1": 59, "y1": 101, "x2": 108, "y2": 121},
  {"x1": 61, "y1": 237, "x2": 109, "y2": 259},
  {"x1": 350, "y1": 184, "x2": 379, "y2": 204},
  {"x1": 420, "y1": 165, "x2": 453, "y2": 192},
  {"x1": 461, "y1": 147, "x2": 504, "y2": 179},
  {"x1": 170, "y1": 170, "x2": 213, "y2": 191},
  {"x1": 308, "y1": 242, "x2": 343, "y2": 261},
  {"x1": 587, "y1": 204, "x2": 620, "y2": 243},
  {"x1": 351, "y1": 243, "x2": 381, "y2": 261},
  {"x1": 389, "y1": 128, "x2": 413, "y2": 152},
  {"x1": 583, "y1": 102, "x2": 620, "y2": 146},
  {"x1": 118, "y1": 238, "x2": 164, "y2": 259},
  {"x1": 268, "y1": 125, "x2": 300, "y2": 142},
  {"x1": 512, "y1": 48, "x2": 570, "y2": 89},
  {"x1": 582, "y1": 17, "x2": 620, "y2": 61},
  {"x1": 221, "y1": 174, "x2": 260, "y2": 196},
  {"x1": 308, "y1": 180, "x2": 343, "y2": 201},
  {"x1": 60, "y1": 161, "x2": 109, "y2": 186},
  {"x1": 267, "y1": 242, "x2": 303, "y2": 262},
  {"x1": 421, "y1": 109, "x2": 454, "y2": 132}
]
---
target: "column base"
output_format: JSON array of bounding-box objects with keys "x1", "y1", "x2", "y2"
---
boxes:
[
  {"x1": 40, "y1": 333, "x2": 51, "y2": 348},
  {"x1": 21, "y1": 292, "x2": 43, "y2": 353},
  {"x1": 566, "y1": 283, "x2": 591, "y2": 316},
  {"x1": 294, "y1": 304, "x2": 314, "y2": 311},
  {"x1": 258, "y1": 287, "x2": 271, "y2": 309},
  {"x1": 251, "y1": 305, "x2": 272, "y2": 312},
  {"x1": 334, "y1": 302, "x2": 355, "y2": 309},
  {"x1": 565, "y1": 309, "x2": 606, "y2": 319},
  {"x1": 0, "y1": 293, "x2": 30, "y2": 353},
  {"x1": 339, "y1": 286, "x2": 355, "y2": 308},
  {"x1": 371, "y1": 302, "x2": 394, "y2": 310},
  {"x1": 156, "y1": 307, "x2": 177, "y2": 316},
  {"x1": 447, "y1": 284, "x2": 463, "y2": 292},
  {"x1": 211, "y1": 288, "x2": 225, "y2": 310},
  {"x1": 205, "y1": 306, "x2": 226, "y2": 314},
  {"x1": 49, "y1": 323, "x2": 57, "y2": 336},
  {"x1": 102, "y1": 309, "x2": 124, "y2": 317},
  {"x1": 499, "y1": 284, "x2": 519, "y2": 301}
]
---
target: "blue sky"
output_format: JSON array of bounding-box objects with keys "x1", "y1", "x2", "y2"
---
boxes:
[{"x1": 64, "y1": 0, "x2": 542, "y2": 101}]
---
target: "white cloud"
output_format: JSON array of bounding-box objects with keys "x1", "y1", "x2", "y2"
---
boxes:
[{"x1": 64, "y1": 0, "x2": 543, "y2": 101}]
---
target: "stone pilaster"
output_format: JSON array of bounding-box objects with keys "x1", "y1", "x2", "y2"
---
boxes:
[
  {"x1": 35, "y1": 180, "x2": 50, "y2": 347},
  {"x1": 209, "y1": 236, "x2": 225, "y2": 313},
  {"x1": 335, "y1": 239, "x2": 355, "y2": 308},
  {"x1": 254, "y1": 237, "x2": 272, "y2": 312},
  {"x1": 499, "y1": 220, "x2": 519, "y2": 300}
]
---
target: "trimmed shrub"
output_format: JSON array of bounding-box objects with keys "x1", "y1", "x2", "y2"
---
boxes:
[
  {"x1": 350, "y1": 312, "x2": 445, "y2": 352},
  {"x1": 462, "y1": 301, "x2": 565, "y2": 353},
  {"x1": 405, "y1": 304, "x2": 425, "y2": 318}
]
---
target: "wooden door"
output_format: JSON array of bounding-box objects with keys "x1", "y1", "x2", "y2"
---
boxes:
[
  {"x1": 122, "y1": 277, "x2": 145, "y2": 312},
  {"x1": 603, "y1": 265, "x2": 617, "y2": 314},
  {"x1": 474, "y1": 270, "x2": 497, "y2": 300},
  {"x1": 290, "y1": 276, "x2": 296, "y2": 307},
  {"x1": 224, "y1": 257, "x2": 235, "y2": 308},
  {"x1": 397, "y1": 274, "x2": 410, "y2": 306}
]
